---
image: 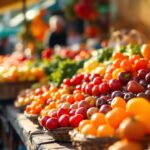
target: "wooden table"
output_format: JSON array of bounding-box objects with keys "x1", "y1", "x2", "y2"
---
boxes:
[{"x1": 3, "y1": 106, "x2": 74, "y2": 150}]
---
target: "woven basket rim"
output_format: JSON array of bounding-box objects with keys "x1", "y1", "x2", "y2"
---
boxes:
[
  {"x1": 44, "y1": 127, "x2": 73, "y2": 132},
  {"x1": 70, "y1": 129, "x2": 118, "y2": 142}
]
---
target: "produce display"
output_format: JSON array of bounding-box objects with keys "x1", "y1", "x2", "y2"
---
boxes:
[
  {"x1": 14, "y1": 43, "x2": 150, "y2": 149},
  {"x1": 0, "y1": 55, "x2": 46, "y2": 83}
]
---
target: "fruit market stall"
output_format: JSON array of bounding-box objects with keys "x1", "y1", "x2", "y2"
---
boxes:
[{"x1": 0, "y1": 42, "x2": 150, "y2": 150}]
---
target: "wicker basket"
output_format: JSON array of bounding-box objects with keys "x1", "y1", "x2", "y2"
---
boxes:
[
  {"x1": 70, "y1": 129, "x2": 119, "y2": 150},
  {"x1": 141, "y1": 135, "x2": 150, "y2": 149},
  {"x1": 24, "y1": 111, "x2": 39, "y2": 125},
  {"x1": 0, "y1": 81, "x2": 35, "y2": 100},
  {"x1": 44, "y1": 127, "x2": 73, "y2": 142}
]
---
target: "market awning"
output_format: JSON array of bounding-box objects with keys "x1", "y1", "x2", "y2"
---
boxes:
[{"x1": 0, "y1": 0, "x2": 39, "y2": 14}]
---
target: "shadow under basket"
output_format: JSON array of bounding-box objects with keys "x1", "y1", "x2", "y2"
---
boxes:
[
  {"x1": 24, "y1": 111, "x2": 39, "y2": 125},
  {"x1": 0, "y1": 81, "x2": 35, "y2": 100},
  {"x1": 44, "y1": 127, "x2": 73, "y2": 142},
  {"x1": 69, "y1": 129, "x2": 119, "y2": 150}
]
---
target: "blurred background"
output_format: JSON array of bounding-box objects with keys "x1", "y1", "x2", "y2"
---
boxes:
[{"x1": 0, "y1": 0, "x2": 149, "y2": 55}]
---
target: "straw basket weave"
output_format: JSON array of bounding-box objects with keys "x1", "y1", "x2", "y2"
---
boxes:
[
  {"x1": 0, "y1": 81, "x2": 35, "y2": 100},
  {"x1": 70, "y1": 129, "x2": 118, "y2": 150}
]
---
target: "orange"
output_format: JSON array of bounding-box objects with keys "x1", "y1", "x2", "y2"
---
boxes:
[
  {"x1": 97, "y1": 124, "x2": 115, "y2": 137},
  {"x1": 78, "y1": 120, "x2": 91, "y2": 131},
  {"x1": 111, "y1": 97, "x2": 126, "y2": 109},
  {"x1": 49, "y1": 86, "x2": 58, "y2": 93},
  {"x1": 91, "y1": 113, "x2": 105, "y2": 128},
  {"x1": 120, "y1": 59, "x2": 132, "y2": 71},
  {"x1": 74, "y1": 93, "x2": 85, "y2": 101},
  {"x1": 141, "y1": 44, "x2": 150, "y2": 59},
  {"x1": 112, "y1": 68, "x2": 123, "y2": 79},
  {"x1": 118, "y1": 117, "x2": 146, "y2": 141},
  {"x1": 126, "y1": 97, "x2": 150, "y2": 116},
  {"x1": 53, "y1": 92, "x2": 61, "y2": 100},
  {"x1": 108, "y1": 140, "x2": 143, "y2": 150},
  {"x1": 104, "y1": 73, "x2": 112, "y2": 81},
  {"x1": 112, "y1": 52, "x2": 127, "y2": 60},
  {"x1": 106, "y1": 107, "x2": 128, "y2": 128},
  {"x1": 81, "y1": 124, "x2": 97, "y2": 136},
  {"x1": 49, "y1": 101, "x2": 56, "y2": 109},
  {"x1": 66, "y1": 95, "x2": 75, "y2": 104},
  {"x1": 136, "y1": 115, "x2": 150, "y2": 134},
  {"x1": 113, "y1": 58, "x2": 122, "y2": 68}
]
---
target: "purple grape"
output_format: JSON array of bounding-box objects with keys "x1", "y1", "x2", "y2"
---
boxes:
[
  {"x1": 139, "y1": 79, "x2": 147, "y2": 88},
  {"x1": 132, "y1": 76, "x2": 139, "y2": 82},
  {"x1": 118, "y1": 71, "x2": 132, "y2": 84},
  {"x1": 145, "y1": 90, "x2": 150, "y2": 98},
  {"x1": 111, "y1": 91, "x2": 124, "y2": 98},
  {"x1": 96, "y1": 98, "x2": 108, "y2": 108},
  {"x1": 137, "y1": 92, "x2": 148, "y2": 99},
  {"x1": 145, "y1": 73, "x2": 150, "y2": 83},
  {"x1": 147, "y1": 84, "x2": 150, "y2": 90},
  {"x1": 124, "y1": 92, "x2": 135, "y2": 101},
  {"x1": 137, "y1": 69, "x2": 150, "y2": 79}
]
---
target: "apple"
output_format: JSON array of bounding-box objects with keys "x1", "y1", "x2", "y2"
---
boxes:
[
  {"x1": 70, "y1": 109, "x2": 76, "y2": 116},
  {"x1": 78, "y1": 100, "x2": 90, "y2": 109},
  {"x1": 46, "y1": 117, "x2": 58, "y2": 130},
  {"x1": 57, "y1": 108, "x2": 69, "y2": 117},
  {"x1": 40, "y1": 116, "x2": 50, "y2": 127},
  {"x1": 59, "y1": 114, "x2": 70, "y2": 127},
  {"x1": 85, "y1": 96, "x2": 96, "y2": 107},
  {"x1": 75, "y1": 107, "x2": 87, "y2": 118},
  {"x1": 87, "y1": 107, "x2": 99, "y2": 118},
  {"x1": 70, "y1": 114, "x2": 83, "y2": 127},
  {"x1": 61, "y1": 102, "x2": 70, "y2": 109},
  {"x1": 99, "y1": 104, "x2": 112, "y2": 114},
  {"x1": 92, "y1": 85, "x2": 100, "y2": 96}
]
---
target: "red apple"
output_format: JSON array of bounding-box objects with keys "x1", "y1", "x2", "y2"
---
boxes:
[
  {"x1": 57, "y1": 108, "x2": 69, "y2": 117},
  {"x1": 87, "y1": 107, "x2": 99, "y2": 118},
  {"x1": 70, "y1": 114, "x2": 83, "y2": 127},
  {"x1": 85, "y1": 96, "x2": 96, "y2": 107},
  {"x1": 75, "y1": 107, "x2": 87, "y2": 118},
  {"x1": 46, "y1": 117, "x2": 58, "y2": 130},
  {"x1": 40, "y1": 116, "x2": 50, "y2": 127},
  {"x1": 59, "y1": 114, "x2": 70, "y2": 127},
  {"x1": 78, "y1": 100, "x2": 90, "y2": 109}
]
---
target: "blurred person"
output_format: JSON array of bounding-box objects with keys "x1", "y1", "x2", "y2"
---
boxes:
[
  {"x1": 0, "y1": 38, "x2": 8, "y2": 55},
  {"x1": 67, "y1": 26, "x2": 82, "y2": 47},
  {"x1": 44, "y1": 15, "x2": 67, "y2": 48}
]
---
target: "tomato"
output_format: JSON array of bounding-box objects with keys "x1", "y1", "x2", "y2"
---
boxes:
[
  {"x1": 129, "y1": 55, "x2": 140, "y2": 64},
  {"x1": 121, "y1": 59, "x2": 132, "y2": 71},
  {"x1": 134, "y1": 58, "x2": 148, "y2": 71}
]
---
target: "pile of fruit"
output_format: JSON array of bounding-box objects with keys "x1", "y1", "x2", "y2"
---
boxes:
[
  {"x1": 15, "y1": 43, "x2": 150, "y2": 149},
  {"x1": 0, "y1": 61, "x2": 46, "y2": 83}
]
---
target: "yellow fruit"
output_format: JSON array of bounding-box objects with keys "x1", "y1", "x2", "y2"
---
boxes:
[{"x1": 126, "y1": 98, "x2": 150, "y2": 116}]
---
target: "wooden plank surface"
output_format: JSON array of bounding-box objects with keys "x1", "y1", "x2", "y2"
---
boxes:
[{"x1": 4, "y1": 106, "x2": 74, "y2": 150}]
